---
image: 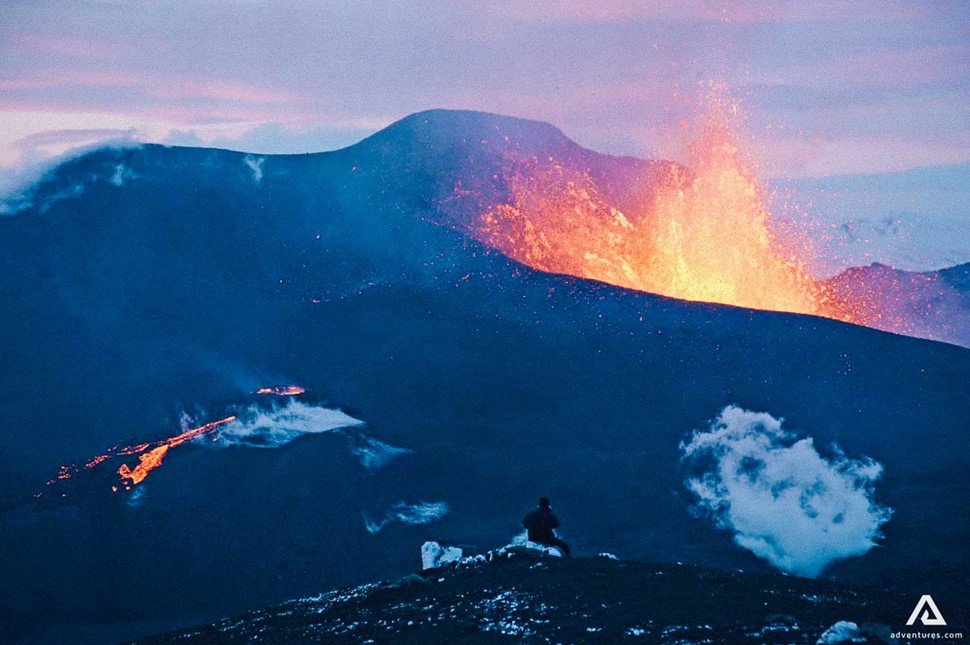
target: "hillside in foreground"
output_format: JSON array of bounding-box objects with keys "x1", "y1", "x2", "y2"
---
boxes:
[{"x1": 139, "y1": 548, "x2": 966, "y2": 644}]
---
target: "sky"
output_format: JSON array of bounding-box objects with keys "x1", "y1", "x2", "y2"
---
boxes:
[
  {"x1": 1, "y1": 1, "x2": 968, "y2": 269},
  {"x1": 2, "y1": 1, "x2": 968, "y2": 174}
]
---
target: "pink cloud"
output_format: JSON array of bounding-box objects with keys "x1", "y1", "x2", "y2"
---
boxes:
[
  {"x1": 0, "y1": 80, "x2": 54, "y2": 91},
  {"x1": 0, "y1": 67, "x2": 301, "y2": 128},
  {"x1": 487, "y1": 0, "x2": 921, "y2": 25},
  {"x1": 10, "y1": 33, "x2": 119, "y2": 59}
]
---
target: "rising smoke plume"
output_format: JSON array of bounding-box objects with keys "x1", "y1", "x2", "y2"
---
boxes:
[
  {"x1": 214, "y1": 402, "x2": 410, "y2": 470},
  {"x1": 680, "y1": 405, "x2": 892, "y2": 577}
]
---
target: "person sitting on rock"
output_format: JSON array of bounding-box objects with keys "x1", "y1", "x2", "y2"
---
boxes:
[{"x1": 522, "y1": 497, "x2": 571, "y2": 557}]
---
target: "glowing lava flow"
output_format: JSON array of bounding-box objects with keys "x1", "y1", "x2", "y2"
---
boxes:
[
  {"x1": 39, "y1": 415, "x2": 237, "y2": 496},
  {"x1": 39, "y1": 387, "x2": 304, "y2": 498},
  {"x1": 255, "y1": 385, "x2": 306, "y2": 396},
  {"x1": 473, "y1": 87, "x2": 861, "y2": 322},
  {"x1": 115, "y1": 416, "x2": 236, "y2": 490}
]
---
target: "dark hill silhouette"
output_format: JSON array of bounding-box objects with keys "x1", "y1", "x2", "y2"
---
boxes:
[
  {"x1": 141, "y1": 551, "x2": 970, "y2": 644},
  {"x1": 0, "y1": 110, "x2": 966, "y2": 643}
]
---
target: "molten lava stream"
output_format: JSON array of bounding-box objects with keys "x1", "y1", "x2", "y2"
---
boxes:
[
  {"x1": 39, "y1": 415, "x2": 239, "y2": 497},
  {"x1": 115, "y1": 415, "x2": 237, "y2": 490},
  {"x1": 118, "y1": 445, "x2": 171, "y2": 488}
]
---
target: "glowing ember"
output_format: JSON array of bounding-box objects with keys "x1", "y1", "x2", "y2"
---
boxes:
[
  {"x1": 255, "y1": 385, "x2": 306, "y2": 396},
  {"x1": 468, "y1": 83, "x2": 905, "y2": 328},
  {"x1": 84, "y1": 454, "x2": 110, "y2": 469}
]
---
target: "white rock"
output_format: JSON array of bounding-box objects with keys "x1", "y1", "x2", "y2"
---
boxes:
[{"x1": 421, "y1": 541, "x2": 465, "y2": 570}]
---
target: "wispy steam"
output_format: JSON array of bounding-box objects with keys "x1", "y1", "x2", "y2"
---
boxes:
[
  {"x1": 243, "y1": 154, "x2": 265, "y2": 183},
  {"x1": 345, "y1": 433, "x2": 412, "y2": 471},
  {"x1": 126, "y1": 486, "x2": 146, "y2": 508},
  {"x1": 109, "y1": 162, "x2": 135, "y2": 187},
  {"x1": 1, "y1": 138, "x2": 140, "y2": 215},
  {"x1": 681, "y1": 405, "x2": 892, "y2": 577},
  {"x1": 214, "y1": 400, "x2": 364, "y2": 448},
  {"x1": 363, "y1": 501, "x2": 450, "y2": 534}
]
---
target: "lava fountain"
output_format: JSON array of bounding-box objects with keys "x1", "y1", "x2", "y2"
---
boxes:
[
  {"x1": 639, "y1": 103, "x2": 822, "y2": 315},
  {"x1": 475, "y1": 87, "x2": 852, "y2": 321}
]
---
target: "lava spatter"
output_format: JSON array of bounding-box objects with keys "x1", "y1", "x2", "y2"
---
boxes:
[{"x1": 471, "y1": 83, "x2": 903, "y2": 329}]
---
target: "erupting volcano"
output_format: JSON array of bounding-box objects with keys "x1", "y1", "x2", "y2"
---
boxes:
[
  {"x1": 1, "y1": 100, "x2": 965, "y2": 645},
  {"x1": 636, "y1": 108, "x2": 821, "y2": 315},
  {"x1": 472, "y1": 87, "x2": 884, "y2": 327}
]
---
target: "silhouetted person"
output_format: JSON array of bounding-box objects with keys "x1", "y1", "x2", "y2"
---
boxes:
[{"x1": 522, "y1": 497, "x2": 571, "y2": 557}]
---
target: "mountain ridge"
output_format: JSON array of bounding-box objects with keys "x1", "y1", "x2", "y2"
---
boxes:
[
  {"x1": 0, "y1": 108, "x2": 966, "y2": 643},
  {"x1": 11, "y1": 108, "x2": 964, "y2": 347}
]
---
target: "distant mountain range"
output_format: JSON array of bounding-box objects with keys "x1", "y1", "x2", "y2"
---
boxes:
[
  {"x1": 782, "y1": 161, "x2": 970, "y2": 276},
  {"x1": 0, "y1": 110, "x2": 966, "y2": 643}
]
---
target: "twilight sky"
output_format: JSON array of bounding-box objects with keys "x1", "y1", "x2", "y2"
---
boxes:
[{"x1": 2, "y1": 0, "x2": 968, "y2": 178}]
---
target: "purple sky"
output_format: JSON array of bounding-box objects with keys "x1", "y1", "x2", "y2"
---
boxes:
[{"x1": 2, "y1": 0, "x2": 968, "y2": 180}]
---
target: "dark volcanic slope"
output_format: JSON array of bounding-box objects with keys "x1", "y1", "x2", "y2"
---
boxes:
[
  {"x1": 141, "y1": 551, "x2": 967, "y2": 644},
  {"x1": 0, "y1": 110, "x2": 967, "y2": 642}
]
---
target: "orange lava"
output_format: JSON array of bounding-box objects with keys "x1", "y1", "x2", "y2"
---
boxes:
[
  {"x1": 118, "y1": 445, "x2": 171, "y2": 487},
  {"x1": 84, "y1": 454, "x2": 110, "y2": 469},
  {"x1": 41, "y1": 415, "x2": 237, "y2": 496},
  {"x1": 255, "y1": 385, "x2": 306, "y2": 396},
  {"x1": 116, "y1": 416, "x2": 236, "y2": 490},
  {"x1": 473, "y1": 85, "x2": 865, "y2": 323},
  {"x1": 638, "y1": 111, "x2": 823, "y2": 315}
]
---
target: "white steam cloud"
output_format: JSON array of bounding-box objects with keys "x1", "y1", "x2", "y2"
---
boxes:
[
  {"x1": 214, "y1": 400, "x2": 364, "y2": 448},
  {"x1": 681, "y1": 405, "x2": 892, "y2": 577},
  {"x1": 363, "y1": 501, "x2": 450, "y2": 534},
  {"x1": 190, "y1": 399, "x2": 411, "y2": 470}
]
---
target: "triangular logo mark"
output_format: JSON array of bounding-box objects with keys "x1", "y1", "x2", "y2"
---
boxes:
[{"x1": 906, "y1": 594, "x2": 946, "y2": 626}]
